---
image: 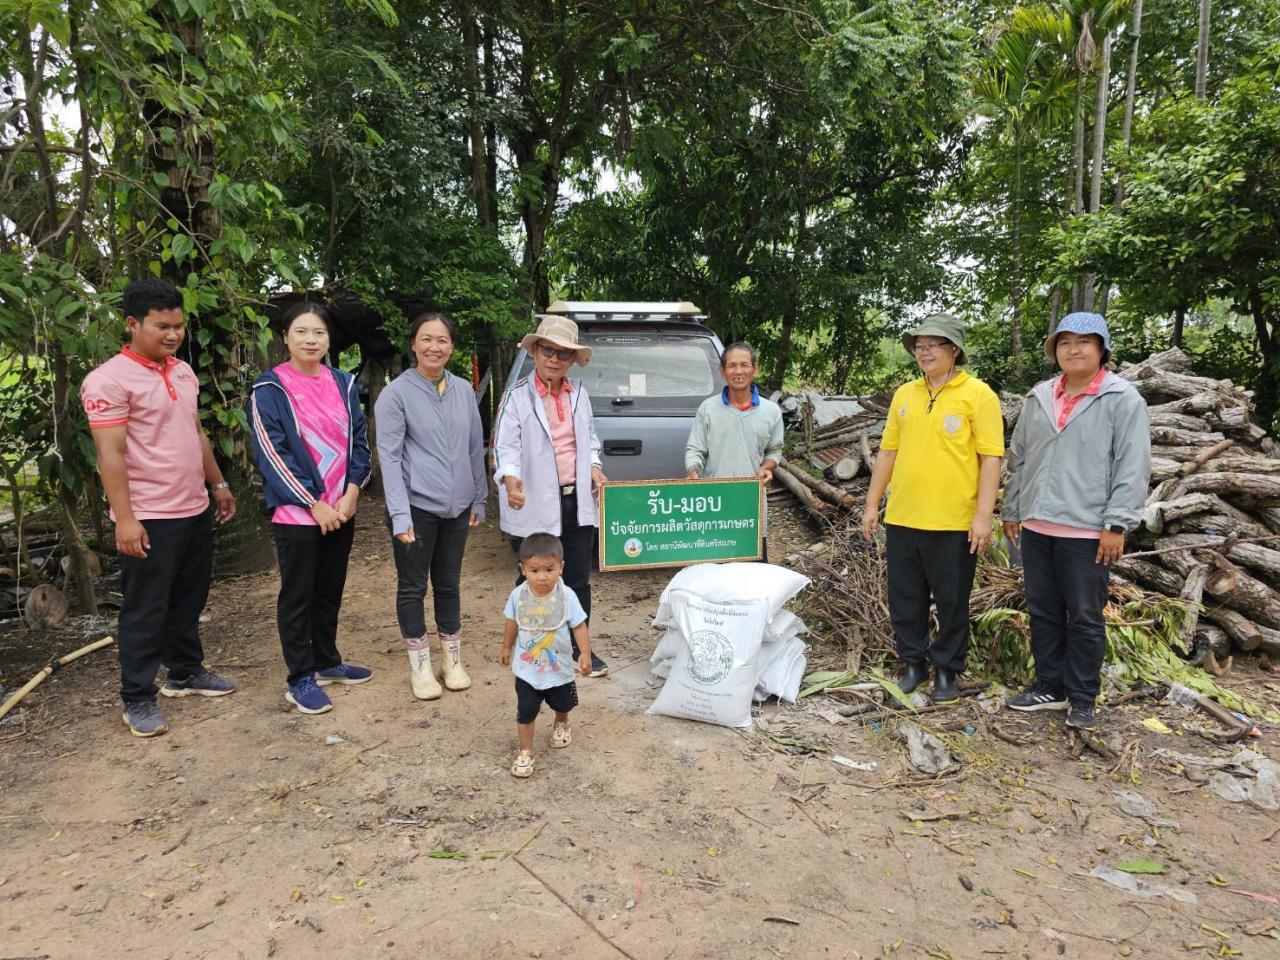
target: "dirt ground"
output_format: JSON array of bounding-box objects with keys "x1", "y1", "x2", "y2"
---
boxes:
[{"x1": 2, "y1": 496, "x2": 1278, "y2": 960}]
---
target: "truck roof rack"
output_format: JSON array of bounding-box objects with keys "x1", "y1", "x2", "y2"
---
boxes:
[{"x1": 542, "y1": 300, "x2": 706, "y2": 322}]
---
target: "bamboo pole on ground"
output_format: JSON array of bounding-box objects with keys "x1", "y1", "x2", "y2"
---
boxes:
[{"x1": 0, "y1": 636, "x2": 115, "y2": 722}]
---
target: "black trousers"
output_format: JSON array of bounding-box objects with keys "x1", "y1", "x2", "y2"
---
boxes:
[
  {"x1": 388, "y1": 506, "x2": 471, "y2": 638},
  {"x1": 885, "y1": 524, "x2": 976, "y2": 673},
  {"x1": 117, "y1": 512, "x2": 213, "y2": 704},
  {"x1": 272, "y1": 520, "x2": 355, "y2": 685},
  {"x1": 511, "y1": 490, "x2": 595, "y2": 621},
  {"x1": 1020, "y1": 528, "x2": 1110, "y2": 705}
]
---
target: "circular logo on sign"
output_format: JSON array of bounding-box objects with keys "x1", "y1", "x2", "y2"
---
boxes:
[
  {"x1": 687, "y1": 629, "x2": 733, "y2": 684},
  {"x1": 623, "y1": 537, "x2": 643, "y2": 558},
  {"x1": 943, "y1": 414, "x2": 963, "y2": 434}
]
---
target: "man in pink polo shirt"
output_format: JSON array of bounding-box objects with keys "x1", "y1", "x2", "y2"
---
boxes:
[{"x1": 81, "y1": 279, "x2": 239, "y2": 737}]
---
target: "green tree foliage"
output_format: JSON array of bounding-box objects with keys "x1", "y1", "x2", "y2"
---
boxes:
[{"x1": 1055, "y1": 46, "x2": 1280, "y2": 429}]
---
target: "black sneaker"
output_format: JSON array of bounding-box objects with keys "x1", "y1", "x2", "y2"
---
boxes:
[
  {"x1": 1066, "y1": 701, "x2": 1097, "y2": 730},
  {"x1": 1007, "y1": 685, "x2": 1068, "y2": 712},
  {"x1": 931, "y1": 668, "x2": 960, "y2": 704},
  {"x1": 160, "y1": 668, "x2": 236, "y2": 698},
  {"x1": 896, "y1": 661, "x2": 929, "y2": 694},
  {"x1": 572, "y1": 643, "x2": 609, "y2": 678},
  {"x1": 587, "y1": 652, "x2": 609, "y2": 678}
]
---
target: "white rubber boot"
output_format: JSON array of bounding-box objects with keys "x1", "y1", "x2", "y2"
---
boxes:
[
  {"x1": 406, "y1": 637, "x2": 442, "y2": 700},
  {"x1": 440, "y1": 631, "x2": 471, "y2": 691}
]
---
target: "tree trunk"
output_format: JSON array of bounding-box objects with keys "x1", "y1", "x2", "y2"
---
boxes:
[
  {"x1": 1114, "y1": 0, "x2": 1143, "y2": 208},
  {"x1": 1082, "y1": 31, "x2": 1112, "y2": 311},
  {"x1": 52, "y1": 351, "x2": 97, "y2": 614},
  {"x1": 1195, "y1": 0, "x2": 1211, "y2": 99},
  {"x1": 1009, "y1": 131, "x2": 1025, "y2": 382},
  {"x1": 1247, "y1": 287, "x2": 1278, "y2": 433},
  {"x1": 462, "y1": 4, "x2": 502, "y2": 437},
  {"x1": 1070, "y1": 73, "x2": 1087, "y2": 311},
  {"x1": 1172, "y1": 302, "x2": 1186, "y2": 348},
  {"x1": 774, "y1": 208, "x2": 807, "y2": 390}
]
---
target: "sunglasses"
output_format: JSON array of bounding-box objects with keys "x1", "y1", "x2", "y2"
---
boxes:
[{"x1": 536, "y1": 343, "x2": 576, "y2": 362}]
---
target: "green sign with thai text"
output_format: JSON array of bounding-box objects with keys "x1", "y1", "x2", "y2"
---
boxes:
[{"x1": 598, "y1": 478, "x2": 764, "y2": 571}]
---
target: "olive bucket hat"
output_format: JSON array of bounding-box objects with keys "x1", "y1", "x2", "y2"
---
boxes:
[{"x1": 901, "y1": 312, "x2": 968, "y2": 365}]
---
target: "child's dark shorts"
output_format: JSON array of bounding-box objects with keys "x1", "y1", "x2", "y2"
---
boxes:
[{"x1": 515, "y1": 677, "x2": 579, "y2": 724}]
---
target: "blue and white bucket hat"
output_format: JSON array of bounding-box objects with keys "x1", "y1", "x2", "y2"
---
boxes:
[{"x1": 1044, "y1": 311, "x2": 1112, "y2": 362}]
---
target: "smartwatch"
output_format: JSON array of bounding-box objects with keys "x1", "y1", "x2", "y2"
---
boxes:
[{"x1": 1106, "y1": 524, "x2": 1124, "y2": 534}]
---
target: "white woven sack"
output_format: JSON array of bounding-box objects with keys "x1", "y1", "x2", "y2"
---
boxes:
[
  {"x1": 648, "y1": 590, "x2": 768, "y2": 729},
  {"x1": 653, "y1": 563, "x2": 809, "y2": 627},
  {"x1": 754, "y1": 637, "x2": 807, "y2": 703}
]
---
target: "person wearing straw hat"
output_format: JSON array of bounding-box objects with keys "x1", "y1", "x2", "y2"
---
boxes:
[
  {"x1": 1003, "y1": 312, "x2": 1150, "y2": 731},
  {"x1": 861, "y1": 313, "x2": 1004, "y2": 704},
  {"x1": 494, "y1": 315, "x2": 610, "y2": 677}
]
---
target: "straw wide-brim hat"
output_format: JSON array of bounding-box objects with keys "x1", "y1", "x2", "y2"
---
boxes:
[{"x1": 518, "y1": 315, "x2": 592, "y2": 366}]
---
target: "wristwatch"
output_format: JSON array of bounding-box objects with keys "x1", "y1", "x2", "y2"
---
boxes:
[
  {"x1": 210, "y1": 481, "x2": 230, "y2": 491},
  {"x1": 1106, "y1": 524, "x2": 1124, "y2": 534}
]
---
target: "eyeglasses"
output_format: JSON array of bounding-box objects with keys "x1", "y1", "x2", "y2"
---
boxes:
[
  {"x1": 536, "y1": 343, "x2": 576, "y2": 362},
  {"x1": 913, "y1": 341, "x2": 952, "y2": 355}
]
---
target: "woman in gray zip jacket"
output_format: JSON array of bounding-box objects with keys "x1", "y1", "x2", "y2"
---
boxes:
[{"x1": 1001, "y1": 312, "x2": 1151, "y2": 731}]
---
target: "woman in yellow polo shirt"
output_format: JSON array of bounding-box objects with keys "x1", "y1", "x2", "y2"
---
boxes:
[{"x1": 861, "y1": 314, "x2": 1004, "y2": 703}]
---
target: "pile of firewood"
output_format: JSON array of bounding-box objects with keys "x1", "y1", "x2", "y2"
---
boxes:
[
  {"x1": 772, "y1": 397, "x2": 886, "y2": 521},
  {"x1": 777, "y1": 347, "x2": 1280, "y2": 668},
  {"x1": 1111, "y1": 348, "x2": 1280, "y2": 666}
]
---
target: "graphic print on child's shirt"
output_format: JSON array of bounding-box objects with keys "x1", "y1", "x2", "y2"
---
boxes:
[{"x1": 503, "y1": 581, "x2": 587, "y2": 690}]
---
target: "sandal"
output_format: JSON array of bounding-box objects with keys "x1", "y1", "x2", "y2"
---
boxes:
[
  {"x1": 510, "y1": 750, "x2": 535, "y2": 778},
  {"x1": 550, "y1": 722, "x2": 572, "y2": 749}
]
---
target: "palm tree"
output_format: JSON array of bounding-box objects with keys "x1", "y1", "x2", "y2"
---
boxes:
[
  {"x1": 1015, "y1": 0, "x2": 1130, "y2": 311},
  {"x1": 974, "y1": 21, "x2": 1072, "y2": 378}
]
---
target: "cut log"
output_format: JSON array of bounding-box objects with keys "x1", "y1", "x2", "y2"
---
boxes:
[
  {"x1": 1192, "y1": 624, "x2": 1230, "y2": 661},
  {"x1": 783, "y1": 461, "x2": 855, "y2": 510},
  {"x1": 858, "y1": 430, "x2": 876, "y2": 475},
  {"x1": 1203, "y1": 607, "x2": 1263, "y2": 651},
  {"x1": 1167, "y1": 511, "x2": 1268, "y2": 539},
  {"x1": 1150, "y1": 426, "x2": 1226, "y2": 447},
  {"x1": 1125, "y1": 366, "x2": 1241, "y2": 401},
  {"x1": 1130, "y1": 346, "x2": 1195, "y2": 373},
  {"x1": 1112, "y1": 557, "x2": 1185, "y2": 595},
  {"x1": 1152, "y1": 444, "x2": 1252, "y2": 461},
  {"x1": 1204, "y1": 404, "x2": 1251, "y2": 429},
  {"x1": 1149, "y1": 411, "x2": 1213, "y2": 432},
  {"x1": 1203, "y1": 607, "x2": 1280, "y2": 656},
  {"x1": 1145, "y1": 478, "x2": 1187, "y2": 509},
  {"x1": 1157, "y1": 534, "x2": 1280, "y2": 582},
  {"x1": 1147, "y1": 392, "x2": 1222, "y2": 417},
  {"x1": 1143, "y1": 492, "x2": 1226, "y2": 534},
  {"x1": 1201, "y1": 456, "x2": 1280, "y2": 476},
  {"x1": 824, "y1": 456, "x2": 861, "y2": 482},
  {"x1": 1178, "y1": 472, "x2": 1280, "y2": 503},
  {"x1": 1163, "y1": 546, "x2": 1280, "y2": 628},
  {"x1": 773, "y1": 464, "x2": 831, "y2": 523},
  {"x1": 1259, "y1": 507, "x2": 1280, "y2": 534},
  {"x1": 1176, "y1": 439, "x2": 1235, "y2": 477},
  {"x1": 1150, "y1": 458, "x2": 1181, "y2": 482},
  {"x1": 23, "y1": 583, "x2": 69, "y2": 628},
  {"x1": 1176, "y1": 562, "x2": 1210, "y2": 651}
]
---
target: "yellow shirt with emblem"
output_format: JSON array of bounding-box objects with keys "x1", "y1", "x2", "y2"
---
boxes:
[{"x1": 879, "y1": 370, "x2": 1004, "y2": 531}]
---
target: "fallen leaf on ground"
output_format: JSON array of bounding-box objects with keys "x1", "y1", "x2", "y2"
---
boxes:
[{"x1": 1115, "y1": 860, "x2": 1168, "y2": 875}]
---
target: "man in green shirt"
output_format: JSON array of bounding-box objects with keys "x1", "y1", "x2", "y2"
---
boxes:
[{"x1": 685, "y1": 342, "x2": 784, "y2": 560}]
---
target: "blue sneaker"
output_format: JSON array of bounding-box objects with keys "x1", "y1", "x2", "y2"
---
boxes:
[
  {"x1": 315, "y1": 663, "x2": 373, "y2": 686},
  {"x1": 286, "y1": 677, "x2": 333, "y2": 715}
]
